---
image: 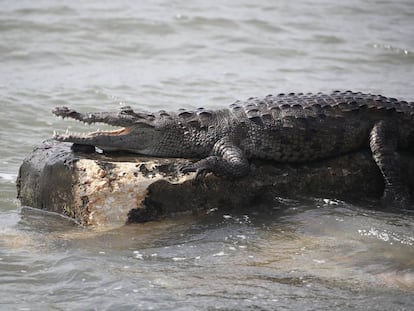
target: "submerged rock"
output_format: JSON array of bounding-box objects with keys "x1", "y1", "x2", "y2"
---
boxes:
[{"x1": 16, "y1": 140, "x2": 414, "y2": 226}]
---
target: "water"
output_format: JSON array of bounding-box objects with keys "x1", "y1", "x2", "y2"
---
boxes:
[{"x1": 1, "y1": 0, "x2": 414, "y2": 309}]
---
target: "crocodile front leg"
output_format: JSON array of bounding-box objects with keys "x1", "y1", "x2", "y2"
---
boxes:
[
  {"x1": 180, "y1": 137, "x2": 250, "y2": 179},
  {"x1": 369, "y1": 120, "x2": 412, "y2": 209}
]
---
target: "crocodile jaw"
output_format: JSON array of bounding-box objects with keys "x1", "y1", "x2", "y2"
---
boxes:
[
  {"x1": 53, "y1": 126, "x2": 139, "y2": 152},
  {"x1": 54, "y1": 127, "x2": 132, "y2": 140},
  {"x1": 53, "y1": 122, "x2": 166, "y2": 155}
]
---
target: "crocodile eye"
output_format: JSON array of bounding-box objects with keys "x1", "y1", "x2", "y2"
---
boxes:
[
  {"x1": 178, "y1": 111, "x2": 195, "y2": 118},
  {"x1": 120, "y1": 106, "x2": 134, "y2": 114}
]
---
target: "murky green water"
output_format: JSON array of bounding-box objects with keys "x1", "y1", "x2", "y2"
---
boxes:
[{"x1": 1, "y1": 0, "x2": 414, "y2": 309}]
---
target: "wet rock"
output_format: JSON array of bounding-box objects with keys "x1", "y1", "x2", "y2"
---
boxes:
[{"x1": 17, "y1": 140, "x2": 414, "y2": 226}]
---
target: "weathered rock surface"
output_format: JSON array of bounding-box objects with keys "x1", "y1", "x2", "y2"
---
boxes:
[{"x1": 17, "y1": 140, "x2": 414, "y2": 226}]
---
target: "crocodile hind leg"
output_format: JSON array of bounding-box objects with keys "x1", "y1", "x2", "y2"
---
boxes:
[
  {"x1": 369, "y1": 120, "x2": 412, "y2": 208},
  {"x1": 180, "y1": 137, "x2": 250, "y2": 179}
]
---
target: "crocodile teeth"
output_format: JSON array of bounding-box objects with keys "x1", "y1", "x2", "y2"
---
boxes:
[{"x1": 53, "y1": 127, "x2": 132, "y2": 140}]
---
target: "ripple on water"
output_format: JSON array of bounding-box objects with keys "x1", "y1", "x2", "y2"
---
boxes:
[{"x1": 0, "y1": 173, "x2": 16, "y2": 183}]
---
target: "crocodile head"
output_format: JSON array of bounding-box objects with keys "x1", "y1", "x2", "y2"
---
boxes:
[{"x1": 52, "y1": 106, "x2": 167, "y2": 154}]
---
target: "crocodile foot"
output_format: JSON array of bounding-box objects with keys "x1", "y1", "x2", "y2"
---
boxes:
[
  {"x1": 381, "y1": 188, "x2": 413, "y2": 210},
  {"x1": 178, "y1": 161, "x2": 211, "y2": 182}
]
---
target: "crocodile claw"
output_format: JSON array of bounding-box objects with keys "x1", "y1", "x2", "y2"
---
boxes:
[
  {"x1": 178, "y1": 163, "x2": 195, "y2": 175},
  {"x1": 178, "y1": 162, "x2": 210, "y2": 182}
]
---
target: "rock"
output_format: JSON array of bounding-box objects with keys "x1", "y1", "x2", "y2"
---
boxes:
[{"x1": 16, "y1": 140, "x2": 414, "y2": 226}]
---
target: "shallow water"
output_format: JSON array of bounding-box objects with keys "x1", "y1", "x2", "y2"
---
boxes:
[{"x1": 1, "y1": 0, "x2": 414, "y2": 310}]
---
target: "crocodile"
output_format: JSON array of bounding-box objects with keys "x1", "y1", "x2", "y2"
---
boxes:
[{"x1": 52, "y1": 90, "x2": 414, "y2": 208}]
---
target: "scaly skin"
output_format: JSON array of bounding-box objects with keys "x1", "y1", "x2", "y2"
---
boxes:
[{"x1": 52, "y1": 91, "x2": 414, "y2": 208}]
